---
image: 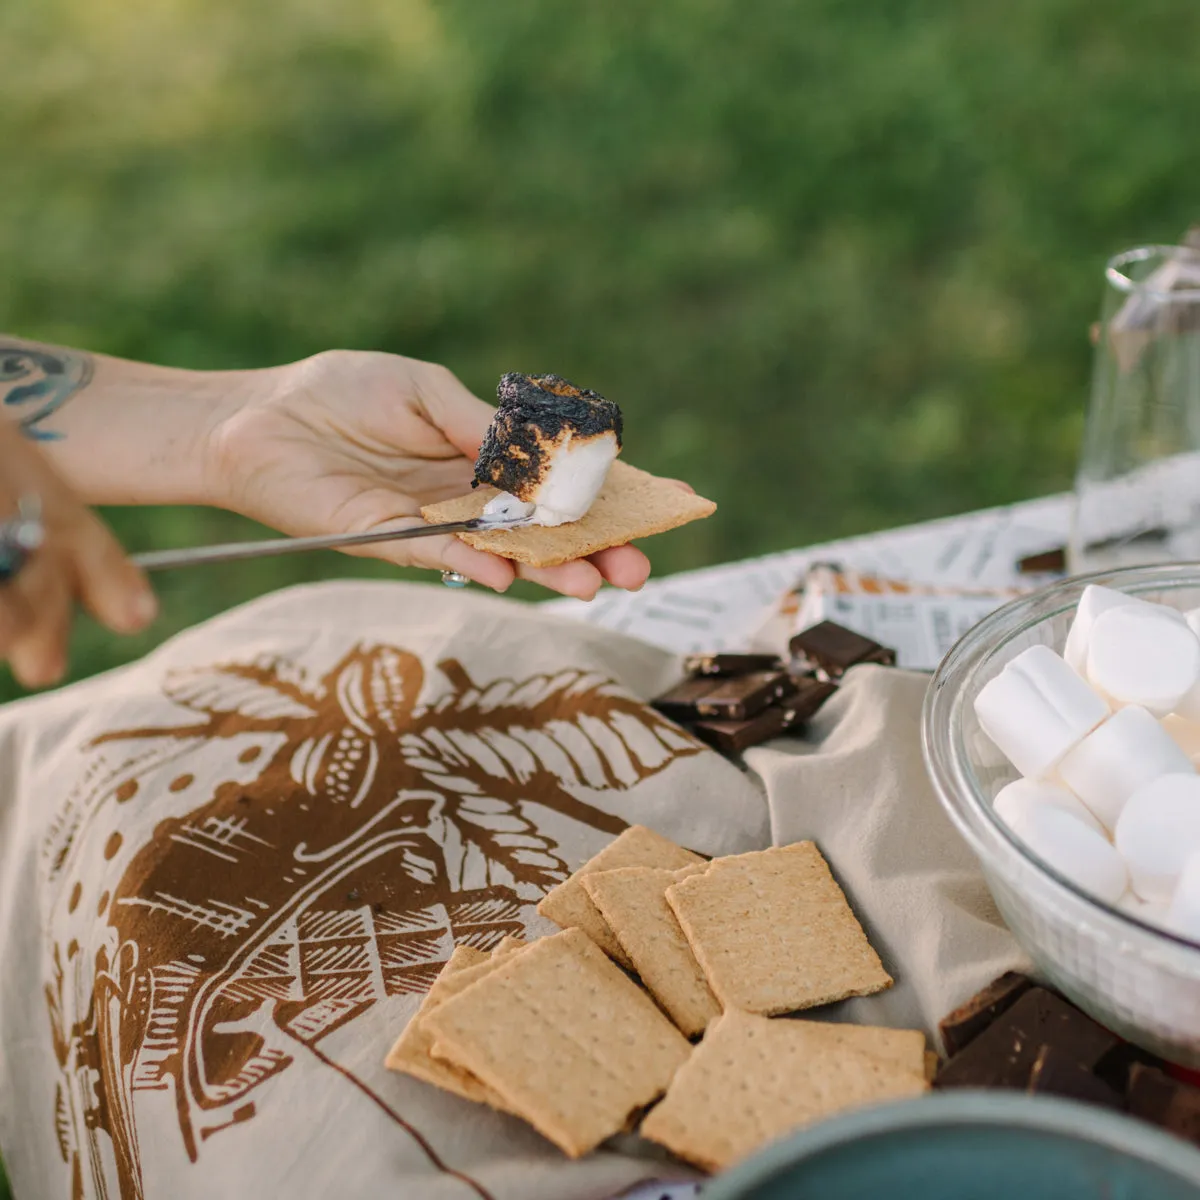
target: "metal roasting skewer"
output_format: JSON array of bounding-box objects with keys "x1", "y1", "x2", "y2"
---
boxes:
[
  {"x1": 129, "y1": 516, "x2": 532, "y2": 571},
  {"x1": 0, "y1": 497, "x2": 530, "y2": 582}
]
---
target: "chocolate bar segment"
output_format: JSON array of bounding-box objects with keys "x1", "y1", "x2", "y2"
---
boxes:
[
  {"x1": 784, "y1": 677, "x2": 838, "y2": 722},
  {"x1": 1017, "y1": 547, "x2": 1067, "y2": 575},
  {"x1": 788, "y1": 621, "x2": 896, "y2": 679},
  {"x1": 1026, "y1": 1045, "x2": 1122, "y2": 1109},
  {"x1": 693, "y1": 671, "x2": 796, "y2": 721},
  {"x1": 1092, "y1": 1040, "x2": 1166, "y2": 1095},
  {"x1": 692, "y1": 707, "x2": 792, "y2": 753},
  {"x1": 935, "y1": 988, "x2": 1117, "y2": 1091},
  {"x1": 652, "y1": 676, "x2": 722, "y2": 721},
  {"x1": 691, "y1": 678, "x2": 837, "y2": 753},
  {"x1": 1127, "y1": 1064, "x2": 1200, "y2": 1145},
  {"x1": 938, "y1": 972, "x2": 1035, "y2": 1057},
  {"x1": 683, "y1": 653, "x2": 783, "y2": 678}
]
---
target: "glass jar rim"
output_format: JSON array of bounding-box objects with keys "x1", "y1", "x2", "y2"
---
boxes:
[
  {"x1": 922, "y1": 561, "x2": 1200, "y2": 955},
  {"x1": 1106, "y1": 244, "x2": 1200, "y2": 301}
]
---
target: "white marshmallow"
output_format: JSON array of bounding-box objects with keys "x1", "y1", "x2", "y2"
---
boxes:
[
  {"x1": 1063, "y1": 585, "x2": 1139, "y2": 675},
  {"x1": 993, "y1": 778, "x2": 1108, "y2": 839},
  {"x1": 1115, "y1": 774, "x2": 1200, "y2": 903},
  {"x1": 1117, "y1": 888, "x2": 1172, "y2": 931},
  {"x1": 481, "y1": 493, "x2": 536, "y2": 522},
  {"x1": 1063, "y1": 585, "x2": 1187, "y2": 677},
  {"x1": 1166, "y1": 851, "x2": 1200, "y2": 942},
  {"x1": 1186, "y1": 607, "x2": 1200, "y2": 641},
  {"x1": 1086, "y1": 605, "x2": 1200, "y2": 716},
  {"x1": 1006, "y1": 804, "x2": 1128, "y2": 904},
  {"x1": 1056, "y1": 705, "x2": 1195, "y2": 832},
  {"x1": 1174, "y1": 609, "x2": 1200, "y2": 721},
  {"x1": 1162, "y1": 714, "x2": 1200, "y2": 762},
  {"x1": 973, "y1": 645, "x2": 1109, "y2": 778}
]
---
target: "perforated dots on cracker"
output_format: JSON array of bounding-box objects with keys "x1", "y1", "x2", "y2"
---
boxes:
[
  {"x1": 421, "y1": 460, "x2": 716, "y2": 568},
  {"x1": 536, "y1": 825, "x2": 705, "y2": 969},
  {"x1": 665, "y1": 841, "x2": 892, "y2": 1015},
  {"x1": 582, "y1": 863, "x2": 719, "y2": 1037},
  {"x1": 423, "y1": 928, "x2": 691, "y2": 1157},
  {"x1": 385, "y1": 941, "x2": 524, "y2": 1110},
  {"x1": 640, "y1": 1010, "x2": 927, "y2": 1171}
]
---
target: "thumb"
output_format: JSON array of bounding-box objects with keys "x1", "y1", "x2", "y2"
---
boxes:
[{"x1": 414, "y1": 362, "x2": 495, "y2": 460}]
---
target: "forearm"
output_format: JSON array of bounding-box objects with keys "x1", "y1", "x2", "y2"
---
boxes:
[{"x1": 0, "y1": 335, "x2": 276, "y2": 506}]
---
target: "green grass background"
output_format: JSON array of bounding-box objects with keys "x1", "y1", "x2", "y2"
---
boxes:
[{"x1": 0, "y1": 0, "x2": 1198, "y2": 1190}]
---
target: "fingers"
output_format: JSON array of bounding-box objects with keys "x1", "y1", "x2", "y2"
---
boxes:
[
  {"x1": 516, "y1": 544, "x2": 651, "y2": 599},
  {"x1": 72, "y1": 511, "x2": 158, "y2": 634},
  {"x1": 587, "y1": 544, "x2": 652, "y2": 591},
  {"x1": 343, "y1": 520, "x2": 517, "y2": 593},
  {"x1": 0, "y1": 580, "x2": 36, "y2": 662},
  {"x1": 516, "y1": 558, "x2": 606, "y2": 601},
  {"x1": 3, "y1": 554, "x2": 72, "y2": 688}
]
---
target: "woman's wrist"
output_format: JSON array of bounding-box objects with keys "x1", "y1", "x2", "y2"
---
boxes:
[{"x1": 0, "y1": 334, "x2": 286, "y2": 508}]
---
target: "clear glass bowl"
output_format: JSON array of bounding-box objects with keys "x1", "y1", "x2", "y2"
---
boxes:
[{"x1": 923, "y1": 563, "x2": 1200, "y2": 1065}]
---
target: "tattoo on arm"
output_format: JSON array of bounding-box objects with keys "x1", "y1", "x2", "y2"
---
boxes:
[{"x1": 0, "y1": 339, "x2": 95, "y2": 440}]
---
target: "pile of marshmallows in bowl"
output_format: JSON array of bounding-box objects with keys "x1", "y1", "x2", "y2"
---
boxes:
[{"x1": 976, "y1": 585, "x2": 1200, "y2": 940}]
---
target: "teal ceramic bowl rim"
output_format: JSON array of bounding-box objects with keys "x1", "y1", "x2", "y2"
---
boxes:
[{"x1": 701, "y1": 1092, "x2": 1200, "y2": 1198}]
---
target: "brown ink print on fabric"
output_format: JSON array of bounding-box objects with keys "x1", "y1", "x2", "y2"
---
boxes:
[{"x1": 43, "y1": 644, "x2": 703, "y2": 1199}]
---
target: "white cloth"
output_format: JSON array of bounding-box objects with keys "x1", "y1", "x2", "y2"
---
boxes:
[{"x1": 0, "y1": 582, "x2": 1023, "y2": 1200}]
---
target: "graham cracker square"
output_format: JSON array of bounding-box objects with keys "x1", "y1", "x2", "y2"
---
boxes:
[
  {"x1": 384, "y1": 939, "x2": 525, "y2": 1110},
  {"x1": 665, "y1": 842, "x2": 892, "y2": 1015},
  {"x1": 423, "y1": 928, "x2": 691, "y2": 1157},
  {"x1": 536, "y1": 825, "x2": 705, "y2": 969},
  {"x1": 420, "y1": 460, "x2": 716, "y2": 568},
  {"x1": 640, "y1": 1010, "x2": 928, "y2": 1172},
  {"x1": 582, "y1": 864, "x2": 720, "y2": 1037}
]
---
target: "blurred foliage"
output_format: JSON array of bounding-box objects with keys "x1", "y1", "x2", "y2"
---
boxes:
[{"x1": 0, "y1": 0, "x2": 1196, "y2": 709}]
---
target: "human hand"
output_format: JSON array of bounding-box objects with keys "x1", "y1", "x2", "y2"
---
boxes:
[
  {"x1": 0, "y1": 421, "x2": 157, "y2": 687},
  {"x1": 204, "y1": 350, "x2": 656, "y2": 599}
]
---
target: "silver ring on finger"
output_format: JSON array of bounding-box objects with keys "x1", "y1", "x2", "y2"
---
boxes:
[
  {"x1": 0, "y1": 495, "x2": 44, "y2": 585},
  {"x1": 440, "y1": 570, "x2": 469, "y2": 589}
]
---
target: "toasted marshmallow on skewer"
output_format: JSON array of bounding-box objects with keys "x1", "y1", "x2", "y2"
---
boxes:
[{"x1": 473, "y1": 373, "x2": 622, "y2": 527}]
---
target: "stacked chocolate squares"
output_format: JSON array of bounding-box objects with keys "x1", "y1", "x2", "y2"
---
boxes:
[
  {"x1": 935, "y1": 973, "x2": 1200, "y2": 1143},
  {"x1": 652, "y1": 621, "x2": 897, "y2": 755}
]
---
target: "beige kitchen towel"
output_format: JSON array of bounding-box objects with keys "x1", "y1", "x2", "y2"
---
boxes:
[{"x1": 0, "y1": 581, "x2": 1023, "y2": 1200}]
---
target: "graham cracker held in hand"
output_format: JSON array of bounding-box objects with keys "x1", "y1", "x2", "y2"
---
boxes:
[
  {"x1": 423, "y1": 928, "x2": 691, "y2": 1158},
  {"x1": 665, "y1": 841, "x2": 892, "y2": 1015},
  {"x1": 384, "y1": 939, "x2": 526, "y2": 1110},
  {"x1": 420, "y1": 460, "x2": 716, "y2": 568},
  {"x1": 537, "y1": 825, "x2": 705, "y2": 969},
  {"x1": 582, "y1": 864, "x2": 719, "y2": 1037},
  {"x1": 640, "y1": 1010, "x2": 928, "y2": 1172}
]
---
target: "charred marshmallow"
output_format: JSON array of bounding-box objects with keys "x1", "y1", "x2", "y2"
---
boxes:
[{"x1": 474, "y1": 373, "x2": 622, "y2": 527}]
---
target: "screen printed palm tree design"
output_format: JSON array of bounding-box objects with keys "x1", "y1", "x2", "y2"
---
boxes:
[{"x1": 44, "y1": 643, "x2": 702, "y2": 1199}]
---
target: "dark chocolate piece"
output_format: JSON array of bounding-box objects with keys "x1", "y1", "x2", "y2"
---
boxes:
[
  {"x1": 651, "y1": 676, "x2": 722, "y2": 721},
  {"x1": 938, "y1": 972, "x2": 1035, "y2": 1057},
  {"x1": 935, "y1": 988, "x2": 1117, "y2": 1091},
  {"x1": 784, "y1": 677, "x2": 838, "y2": 721},
  {"x1": 1017, "y1": 547, "x2": 1067, "y2": 575},
  {"x1": 683, "y1": 653, "x2": 784, "y2": 678},
  {"x1": 693, "y1": 671, "x2": 796, "y2": 721},
  {"x1": 788, "y1": 620, "x2": 896, "y2": 679},
  {"x1": 1093, "y1": 1040, "x2": 1166, "y2": 1095},
  {"x1": 691, "y1": 679, "x2": 837, "y2": 753},
  {"x1": 692, "y1": 707, "x2": 792, "y2": 753},
  {"x1": 1027, "y1": 1045, "x2": 1123, "y2": 1109},
  {"x1": 1127, "y1": 1064, "x2": 1200, "y2": 1145}
]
